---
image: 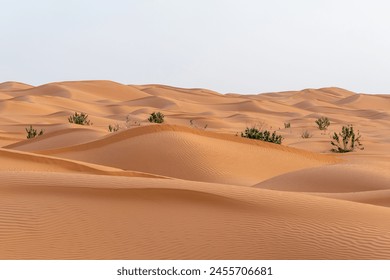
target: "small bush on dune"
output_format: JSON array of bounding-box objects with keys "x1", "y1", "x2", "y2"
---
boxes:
[
  {"x1": 25, "y1": 125, "x2": 44, "y2": 139},
  {"x1": 108, "y1": 124, "x2": 120, "y2": 132},
  {"x1": 148, "y1": 112, "x2": 164, "y2": 123},
  {"x1": 331, "y1": 125, "x2": 364, "y2": 153},
  {"x1": 284, "y1": 122, "x2": 291, "y2": 128},
  {"x1": 301, "y1": 130, "x2": 312, "y2": 139},
  {"x1": 68, "y1": 112, "x2": 92, "y2": 125},
  {"x1": 241, "y1": 127, "x2": 283, "y2": 144},
  {"x1": 315, "y1": 116, "x2": 330, "y2": 130}
]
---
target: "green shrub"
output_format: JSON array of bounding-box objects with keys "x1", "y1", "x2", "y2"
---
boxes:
[
  {"x1": 241, "y1": 127, "x2": 283, "y2": 144},
  {"x1": 301, "y1": 130, "x2": 312, "y2": 139},
  {"x1": 331, "y1": 125, "x2": 364, "y2": 153},
  {"x1": 284, "y1": 122, "x2": 291, "y2": 128},
  {"x1": 108, "y1": 124, "x2": 120, "y2": 132},
  {"x1": 315, "y1": 116, "x2": 330, "y2": 130},
  {"x1": 68, "y1": 112, "x2": 92, "y2": 125},
  {"x1": 25, "y1": 125, "x2": 44, "y2": 139},
  {"x1": 148, "y1": 112, "x2": 164, "y2": 123}
]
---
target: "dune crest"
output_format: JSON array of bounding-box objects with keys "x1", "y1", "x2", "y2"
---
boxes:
[
  {"x1": 0, "y1": 81, "x2": 34, "y2": 91},
  {"x1": 39, "y1": 124, "x2": 338, "y2": 186}
]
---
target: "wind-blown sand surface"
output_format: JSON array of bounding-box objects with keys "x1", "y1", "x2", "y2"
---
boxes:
[{"x1": 1, "y1": 80, "x2": 390, "y2": 259}]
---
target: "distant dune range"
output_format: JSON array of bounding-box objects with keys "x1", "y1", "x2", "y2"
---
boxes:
[{"x1": 1, "y1": 80, "x2": 390, "y2": 259}]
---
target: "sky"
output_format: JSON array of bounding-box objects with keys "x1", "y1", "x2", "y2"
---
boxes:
[{"x1": 1, "y1": 0, "x2": 390, "y2": 94}]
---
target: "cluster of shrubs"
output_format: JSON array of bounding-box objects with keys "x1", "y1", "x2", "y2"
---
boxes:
[
  {"x1": 241, "y1": 127, "x2": 283, "y2": 144},
  {"x1": 68, "y1": 112, "x2": 92, "y2": 125},
  {"x1": 26, "y1": 111, "x2": 167, "y2": 137},
  {"x1": 25, "y1": 125, "x2": 44, "y2": 139},
  {"x1": 239, "y1": 116, "x2": 363, "y2": 153},
  {"x1": 107, "y1": 112, "x2": 164, "y2": 132},
  {"x1": 24, "y1": 110, "x2": 363, "y2": 154},
  {"x1": 315, "y1": 116, "x2": 330, "y2": 130},
  {"x1": 313, "y1": 116, "x2": 363, "y2": 152},
  {"x1": 331, "y1": 124, "x2": 363, "y2": 153},
  {"x1": 148, "y1": 112, "x2": 164, "y2": 123},
  {"x1": 108, "y1": 124, "x2": 120, "y2": 132}
]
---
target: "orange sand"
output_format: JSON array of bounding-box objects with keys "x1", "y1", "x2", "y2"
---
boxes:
[{"x1": 1, "y1": 80, "x2": 390, "y2": 259}]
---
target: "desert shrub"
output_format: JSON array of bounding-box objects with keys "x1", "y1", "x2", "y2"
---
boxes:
[
  {"x1": 68, "y1": 112, "x2": 91, "y2": 125},
  {"x1": 284, "y1": 122, "x2": 291, "y2": 128},
  {"x1": 301, "y1": 130, "x2": 312, "y2": 139},
  {"x1": 25, "y1": 125, "x2": 44, "y2": 139},
  {"x1": 315, "y1": 116, "x2": 330, "y2": 130},
  {"x1": 241, "y1": 127, "x2": 283, "y2": 144},
  {"x1": 331, "y1": 125, "x2": 364, "y2": 153},
  {"x1": 108, "y1": 124, "x2": 120, "y2": 132},
  {"x1": 148, "y1": 112, "x2": 164, "y2": 123}
]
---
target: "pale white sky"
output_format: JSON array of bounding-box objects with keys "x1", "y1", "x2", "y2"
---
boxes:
[{"x1": 1, "y1": 0, "x2": 390, "y2": 93}]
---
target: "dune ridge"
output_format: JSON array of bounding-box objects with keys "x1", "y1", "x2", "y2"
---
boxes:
[
  {"x1": 37, "y1": 124, "x2": 338, "y2": 186},
  {"x1": 5, "y1": 127, "x2": 106, "y2": 151},
  {"x1": 0, "y1": 148, "x2": 167, "y2": 179},
  {"x1": 0, "y1": 81, "x2": 34, "y2": 91}
]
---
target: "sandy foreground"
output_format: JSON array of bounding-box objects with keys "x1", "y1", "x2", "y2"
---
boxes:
[{"x1": 0, "y1": 80, "x2": 390, "y2": 259}]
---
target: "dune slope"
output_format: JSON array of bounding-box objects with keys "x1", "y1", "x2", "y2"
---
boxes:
[
  {"x1": 39, "y1": 124, "x2": 337, "y2": 186},
  {"x1": 1, "y1": 172, "x2": 390, "y2": 259}
]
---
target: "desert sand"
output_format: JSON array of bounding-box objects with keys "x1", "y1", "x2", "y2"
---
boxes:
[{"x1": 0, "y1": 80, "x2": 390, "y2": 259}]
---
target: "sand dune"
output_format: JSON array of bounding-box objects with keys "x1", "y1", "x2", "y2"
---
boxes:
[
  {"x1": 0, "y1": 81, "x2": 34, "y2": 91},
  {"x1": 254, "y1": 164, "x2": 390, "y2": 192},
  {"x1": 255, "y1": 164, "x2": 390, "y2": 208},
  {"x1": 0, "y1": 147, "x2": 165, "y2": 179},
  {"x1": 335, "y1": 93, "x2": 390, "y2": 110},
  {"x1": 1, "y1": 172, "x2": 390, "y2": 259},
  {"x1": 5, "y1": 127, "x2": 106, "y2": 151},
  {"x1": 1, "y1": 80, "x2": 390, "y2": 259},
  {"x1": 39, "y1": 124, "x2": 337, "y2": 186},
  {"x1": 318, "y1": 190, "x2": 390, "y2": 208}
]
